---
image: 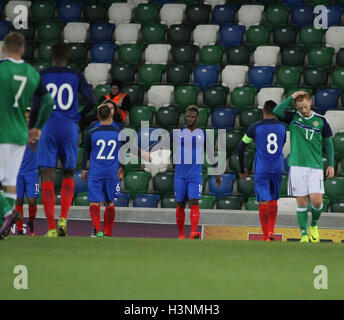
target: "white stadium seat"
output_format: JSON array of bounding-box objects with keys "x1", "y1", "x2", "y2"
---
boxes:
[
  {"x1": 0, "y1": 41, "x2": 4, "y2": 60},
  {"x1": 278, "y1": 197, "x2": 297, "y2": 212},
  {"x1": 143, "y1": 149, "x2": 171, "y2": 177},
  {"x1": 127, "y1": 0, "x2": 149, "y2": 8},
  {"x1": 84, "y1": 63, "x2": 111, "y2": 88},
  {"x1": 115, "y1": 23, "x2": 141, "y2": 45},
  {"x1": 324, "y1": 110, "x2": 344, "y2": 134},
  {"x1": 160, "y1": 4, "x2": 186, "y2": 27},
  {"x1": 147, "y1": 85, "x2": 174, "y2": 109},
  {"x1": 221, "y1": 65, "x2": 249, "y2": 91},
  {"x1": 5, "y1": 1, "x2": 31, "y2": 23},
  {"x1": 193, "y1": 24, "x2": 219, "y2": 48},
  {"x1": 253, "y1": 46, "x2": 280, "y2": 67},
  {"x1": 145, "y1": 44, "x2": 171, "y2": 65},
  {"x1": 325, "y1": 26, "x2": 344, "y2": 53},
  {"x1": 108, "y1": 3, "x2": 134, "y2": 25},
  {"x1": 204, "y1": 0, "x2": 226, "y2": 8},
  {"x1": 283, "y1": 130, "x2": 290, "y2": 158},
  {"x1": 257, "y1": 87, "x2": 284, "y2": 109},
  {"x1": 238, "y1": 5, "x2": 264, "y2": 28},
  {"x1": 63, "y1": 22, "x2": 89, "y2": 43}
]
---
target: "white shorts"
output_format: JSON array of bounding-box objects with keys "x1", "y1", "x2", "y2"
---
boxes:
[
  {"x1": 288, "y1": 166, "x2": 324, "y2": 197},
  {"x1": 0, "y1": 144, "x2": 26, "y2": 186}
]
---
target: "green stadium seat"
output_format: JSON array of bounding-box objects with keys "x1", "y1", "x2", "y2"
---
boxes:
[
  {"x1": 37, "y1": 41, "x2": 58, "y2": 62},
  {"x1": 230, "y1": 86, "x2": 256, "y2": 111},
  {"x1": 141, "y1": 24, "x2": 167, "y2": 45},
  {"x1": 199, "y1": 45, "x2": 225, "y2": 65},
  {"x1": 308, "y1": 0, "x2": 331, "y2": 5},
  {"x1": 161, "y1": 195, "x2": 177, "y2": 208},
  {"x1": 203, "y1": 86, "x2": 228, "y2": 109},
  {"x1": 245, "y1": 25, "x2": 270, "y2": 49},
  {"x1": 67, "y1": 43, "x2": 87, "y2": 63},
  {"x1": 324, "y1": 177, "x2": 344, "y2": 203},
  {"x1": 75, "y1": 148, "x2": 84, "y2": 170},
  {"x1": 336, "y1": 48, "x2": 344, "y2": 68},
  {"x1": 83, "y1": 2, "x2": 107, "y2": 22},
  {"x1": 124, "y1": 171, "x2": 150, "y2": 198},
  {"x1": 138, "y1": 64, "x2": 164, "y2": 89},
  {"x1": 111, "y1": 64, "x2": 136, "y2": 84},
  {"x1": 153, "y1": 172, "x2": 174, "y2": 195},
  {"x1": 331, "y1": 67, "x2": 344, "y2": 92},
  {"x1": 17, "y1": 23, "x2": 36, "y2": 41},
  {"x1": 303, "y1": 68, "x2": 328, "y2": 91},
  {"x1": 23, "y1": 41, "x2": 34, "y2": 62},
  {"x1": 133, "y1": 3, "x2": 159, "y2": 25},
  {"x1": 167, "y1": 24, "x2": 193, "y2": 45},
  {"x1": 129, "y1": 106, "x2": 155, "y2": 128},
  {"x1": 226, "y1": 45, "x2": 251, "y2": 65},
  {"x1": 217, "y1": 195, "x2": 243, "y2": 210},
  {"x1": 308, "y1": 46, "x2": 335, "y2": 70},
  {"x1": 198, "y1": 195, "x2": 216, "y2": 209},
  {"x1": 225, "y1": 129, "x2": 244, "y2": 155},
  {"x1": 333, "y1": 132, "x2": 344, "y2": 160},
  {"x1": 74, "y1": 192, "x2": 89, "y2": 206},
  {"x1": 186, "y1": 3, "x2": 211, "y2": 26},
  {"x1": 54, "y1": 169, "x2": 63, "y2": 191},
  {"x1": 93, "y1": 84, "x2": 110, "y2": 102},
  {"x1": 331, "y1": 200, "x2": 344, "y2": 213},
  {"x1": 299, "y1": 26, "x2": 325, "y2": 50},
  {"x1": 265, "y1": 5, "x2": 290, "y2": 30},
  {"x1": 239, "y1": 109, "x2": 262, "y2": 130},
  {"x1": 117, "y1": 44, "x2": 144, "y2": 65},
  {"x1": 245, "y1": 196, "x2": 259, "y2": 210},
  {"x1": 281, "y1": 46, "x2": 305, "y2": 67},
  {"x1": 229, "y1": 152, "x2": 253, "y2": 173},
  {"x1": 123, "y1": 152, "x2": 141, "y2": 173},
  {"x1": 174, "y1": 85, "x2": 200, "y2": 112},
  {"x1": 122, "y1": 84, "x2": 145, "y2": 105},
  {"x1": 33, "y1": 61, "x2": 52, "y2": 72},
  {"x1": 280, "y1": 175, "x2": 289, "y2": 197},
  {"x1": 171, "y1": 44, "x2": 198, "y2": 65},
  {"x1": 195, "y1": 107, "x2": 211, "y2": 129},
  {"x1": 166, "y1": 64, "x2": 191, "y2": 85},
  {"x1": 31, "y1": 0, "x2": 56, "y2": 23},
  {"x1": 237, "y1": 176, "x2": 255, "y2": 200},
  {"x1": 156, "y1": 107, "x2": 180, "y2": 129},
  {"x1": 37, "y1": 22, "x2": 63, "y2": 42},
  {"x1": 275, "y1": 66, "x2": 302, "y2": 92}
]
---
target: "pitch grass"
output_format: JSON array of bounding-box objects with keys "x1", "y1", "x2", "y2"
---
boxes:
[{"x1": 1, "y1": 237, "x2": 344, "y2": 300}]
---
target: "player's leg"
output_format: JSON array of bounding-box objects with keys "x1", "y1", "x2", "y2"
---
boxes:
[
  {"x1": 174, "y1": 177, "x2": 188, "y2": 239},
  {"x1": 27, "y1": 197, "x2": 37, "y2": 236},
  {"x1": 103, "y1": 178, "x2": 116, "y2": 237},
  {"x1": 23, "y1": 172, "x2": 39, "y2": 236},
  {"x1": 188, "y1": 178, "x2": 202, "y2": 239},
  {"x1": 41, "y1": 168, "x2": 57, "y2": 236},
  {"x1": 268, "y1": 173, "x2": 283, "y2": 240},
  {"x1": 15, "y1": 175, "x2": 25, "y2": 235},
  {"x1": 88, "y1": 177, "x2": 104, "y2": 237}
]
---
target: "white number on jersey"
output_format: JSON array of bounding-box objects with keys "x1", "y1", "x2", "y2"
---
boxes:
[
  {"x1": 266, "y1": 133, "x2": 278, "y2": 154},
  {"x1": 96, "y1": 139, "x2": 117, "y2": 160},
  {"x1": 305, "y1": 128, "x2": 315, "y2": 141},
  {"x1": 46, "y1": 83, "x2": 74, "y2": 110},
  {"x1": 13, "y1": 75, "x2": 27, "y2": 108}
]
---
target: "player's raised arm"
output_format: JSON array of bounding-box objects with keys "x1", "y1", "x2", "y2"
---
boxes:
[
  {"x1": 78, "y1": 73, "x2": 97, "y2": 119},
  {"x1": 273, "y1": 91, "x2": 309, "y2": 121}
]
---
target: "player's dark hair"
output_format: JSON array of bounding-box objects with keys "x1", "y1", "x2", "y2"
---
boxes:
[
  {"x1": 263, "y1": 100, "x2": 277, "y2": 115},
  {"x1": 3, "y1": 32, "x2": 25, "y2": 54},
  {"x1": 97, "y1": 104, "x2": 112, "y2": 121},
  {"x1": 51, "y1": 43, "x2": 69, "y2": 64},
  {"x1": 186, "y1": 105, "x2": 200, "y2": 115}
]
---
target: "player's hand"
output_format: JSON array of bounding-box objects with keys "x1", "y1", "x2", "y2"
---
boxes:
[
  {"x1": 239, "y1": 168, "x2": 248, "y2": 179},
  {"x1": 81, "y1": 170, "x2": 88, "y2": 181},
  {"x1": 215, "y1": 175, "x2": 222, "y2": 186},
  {"x1": 28, "y1": 128, "x2": 41, "y2": 152},
  {"x1": 117, "y1": 167, "x2": 124, "y2": 180},
  {"x1": 326, "y1": 166, "x2": 335, "y2": 179},
  {"x1": 292, "y1": 91, "x2": 307, "y2": 100}
]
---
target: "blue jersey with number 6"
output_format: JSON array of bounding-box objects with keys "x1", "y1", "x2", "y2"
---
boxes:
[{"x1": 246, "y1": 119, "x2": 286, "y2": 174}]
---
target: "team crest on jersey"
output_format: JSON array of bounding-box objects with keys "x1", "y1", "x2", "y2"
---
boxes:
[{"x1": 313, "y1": 121, "x2": 319, "y2": 127}]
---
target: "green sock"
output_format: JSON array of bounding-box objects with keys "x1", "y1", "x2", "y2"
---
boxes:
[
  {"x1": 0, "y1": 191, "x2": 13, "y2": 227},
  {"x1": 311, "y1": 203, "x2": 323, "y2": 227},
  {"x1": 296, "y1": 207, "x2": 308, "y2": 236}
]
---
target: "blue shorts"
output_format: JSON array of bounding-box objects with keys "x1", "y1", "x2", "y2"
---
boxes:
[
  {"x1": 114, "y1": 179, "x2": 121, "y2": 198},
  {"x1": 88, "y1": 175, "x2": 116, "y2": 203},
  {"x1": 16, "y1": 171, "x2": 40, "y2": 199},
  {"x1": 254, "y1": 172, "x2": 282, "y2": 202},
  {"x1": 174, "y1": 176, "x2": 202, "y2": 203},
  {"x1": 37, "y1": 118, "x2": 79, "y2": 170}
]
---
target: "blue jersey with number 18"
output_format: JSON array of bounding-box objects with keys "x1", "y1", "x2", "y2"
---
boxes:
[{"x1": 246, "y1": 119, "x2": 286, "y2": 174}]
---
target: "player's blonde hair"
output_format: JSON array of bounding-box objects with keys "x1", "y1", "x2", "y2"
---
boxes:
[
  {"x1": 294, "y1": 93, "x2": 311, "y2": 104},
  {"x1": 186, "y1": 105, "x2": 200, "y2": 114},
  {"x1": 3, "y1": 32, "x2": 25, "y2": 54}
]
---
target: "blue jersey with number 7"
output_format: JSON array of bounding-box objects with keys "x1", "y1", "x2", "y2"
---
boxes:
[{"x1": 245, "y1": 119, "x2": 286, "y2": 174}]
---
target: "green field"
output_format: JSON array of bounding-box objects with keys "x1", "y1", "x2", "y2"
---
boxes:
[{"x1": 1, "y1": 237, "x2": 343, "y2": 300}]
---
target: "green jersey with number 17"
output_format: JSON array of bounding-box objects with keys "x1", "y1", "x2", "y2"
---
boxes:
[
  {"x1": 0, "y1": 58, "x2": 42, "y2": 145},
  {"x1": 284, "y1": 110, "x2": 333, "y2": 169}
]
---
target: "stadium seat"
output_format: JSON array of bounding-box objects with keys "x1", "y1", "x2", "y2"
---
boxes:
[
  {"x1": 141, "y1": 23, "x2": 167, "y2": 45},
  {"x1": 167, "y1": 24, "x2": 193, "y2": 45},
  {"x1": 160, "y1": 3, "x2": 186, "y2": 27},
  {"x1": 84, "y1": 2, "x2": 107, "y2": 23},
  {"x1": 74, "y1": 193, "x2": 89, "y2": 206},
  {"x1": 161, "y1": 195, "x2": 177, "y2": 208},
  {"x1": 155, "y1": 107, "x2": 180, "y2": 129},
  {"x1": 222, "y1": 65, "x2": 249, "y2": 92},
  {"x1": 58, "y1": 1, "x2": 83, "y2": 23},
  {"x1": 166, "y1": 64, "x2": 191, "y2": 85},
  {"x1": 283, "y1": 0, "x2": 305, "y2": 8},
  {"x1": 203, "y1": 86, "x2": 228, "y2": 109},
  {"x1": 333, "y1": 132, "x2": 344, "y2": 159},
  {"x1": 198, "y1": 195, "x2": 216, "y2": 209},
  {"x1": 314, "y1": 88, "x2": 341, "y2": 114},
  {"x1": 216, "y1": 195, "x2": 243, "y2": 210},
  {"x1": 22, "y1": 41, "x2": 34, "y2": 61},
  {"x1": 0, "y1": 41, "x2": 4, "y2": 59},
  {"x1": 326, "y1": 5, "x2": 344, "y2": 28},
  {"x1": 37, "y1": 41, "x2": 58, "y2": 62},
  {"x1": 4, "y1": 1, "x2": 31, "y2": 23},
  {"x1": 133, "y1": 194, "x2": 160, "y2": 208},
  {"x1": 303, "y1": 68, "x2": 329, "y2": 91},
  {"x1": 230, "y1": 86, "x2": 256, "y2": 111},
  {"x1": 273, "y1": 26, "x2": 298, "y2": 48},
  {"x1": 145, "y1": 44, "x2": 171, "y2": 65},
  {"x1": 137, "y1": 127, "x2": 168, "y2": 151},
  {"x1": 0, "y1": 21, "x2": 11, "y2": 40},
  {"x1": 73, "y1": 170, "x2": 89, "y2": 196},
  {"x1": 128, "y1": 0, "x2": 150, "y2": 8},
  {"x1": 279, "y1": 175, "x2": 289, "y2": 197},
  {"x1": 253, "y1": 46, "x2": 280, "y2": 67},
  {"x1": 117, "y1": 44, "x2": 144, "y2": 65},
  {"x1": 275, "y1": 66, "x2": 302, "y2": 92},
  {"x1": 237, "y1": 175, "x2": 255, "y2": 199},
  {"x1": 129, "y1": 106, "x2": 155, "y2": 128},
  {"x1": 111, "y1": 64, "x2": 136, "y2": 84},
  {"x1": 291, "y1": 6, "x2": 315, "y2": 29},
  {"x1": 31, "y1": 0, "x2": 55, "y2": 23},
  {"x1": 199, "y1": 45, "x2": 225, "y2": 66},
  {"x1": 237, "y1": 5, "x2": 264, "y2": 28},
  {"x1": 281, "y1": 46, "x2": 305, "y2": 67},
  {"x1": 133, "y1": 3, "x2": 159, "y2": 25},
  {"x1": 299, "y1": 25, "x2": 325, "y2": 50},
  {"x1": 171, "y1": 44, "x2": 198, "y2": 65},
  {"x1": 63, "y1": 22, "x2": 89, "y2": 43},
  {"x1": 124, "y1": 171, "x2": 150, "y2": 198},
  {"x1": 195, "y1": 107, "x2": 211, "y2": 128},
  {"x1": 226, "y1": 46, "x2": 251, "y2": 66},
  {"x1": 265, "y1": 5, "x2": 291, "y2": 30},
  {"x1": 194, "y1": 65, "x2": 220, "y2": 91},
  {"x1": 89, "y1": 23, "x2": 115, "y2": 43},
  {"x1": 245, "y1": 196, "x2": 259, "y2": 210},
  {"x1": 37, "y1": 22, "x2": 63, "y2": 42},
  {"x1": 186, "y1": 3, "x2": 211, "y2": 26},
  {"x1": 330, "y1": 200, "x2": 344, "y2": 213},
  {"x1": 204, "y1": 0, "x2": 226, "y2": 8},
  {"x1": 114, "y1": 193, "x2": 130, "y2": 207},
  {"x1": 138, "y1": 64, "x2": 165, "y2": 90},
  {"x1": 153, "y1": 172, "x2": 174, "y2": 195},
  {"x1": 91, "y1": 43, "x2": 117, "y2": 64},
  {"x1": 278, "y1": 198, "x2": 297, "y2": 212},
  {"x1": 122, "y1": 84, "x2": 145, "y2": 105},
  {"x1": 257, "y1": 88, "x2": 284, "y2": 109},
  {"x1": 211, "y1": 108, "x2": 237, "y2": 129},
  {"x1": 108, "y1": 3, "x2": 133, "y2": 25},
  {"x1": 228, "y1": 151, "x2": 253, "y2": 173},
  {"x1": 122, "y1": 150, "x2": 141, "y2": 173},
  {"x1": 93, "y1": 84, "x2": 110, "y2": 102},
  {"x1": 245, "y1": 25, "x2": 270, "y2": 50},
  {"x1": 211, "y1": 5, "x2": 235, "y2": 27},
  {"x1": 33, "y1": 61, "x2": 51, "y2": 72},
  {"x1": 17, "y1": 22, "x2": 35, "y2": 41},
  {"x1": 219, "y1": 24, "x2": 246, "y2": 49},
  {"x1": 115, "y1": 23, "x2": 141, "y2": 45},
  {"x1": 308, "y1": 46, "x2": 335, "y2": 70},
  {"x1": 67, "y1": 43, "x2": 87, "y2": 63},
  {"x1": 174, "y1": 85, "x2": 200, "y2": 111},
  {"x1": 193, "y1": 24, "x2": 219, "y2": 48},
  {"x1": 248, "y1": 66, "x2": 275, "y2": 90},
  {"x1": 208, "y1": 174, "x2": 236, "y2": 200},
  {"x1": 143, "y1": 149, "x2": 171, "y2": 177},
  {"x1": 239, "y1": 109, "x2": 263, "y2": 129},
  {"x1": 84, "y1": 63, "x2": 111, "y2": 88},
  {"x1": 225, "y1": 129, "x2": 244, "y2": 154},
  {"x1": 325, "y1": 110, "x2": 344, "y2": 134},
  {"x1": 147, "y1": 85, "x2": 174, "y2": 109},
  {"x1": 325, "y1": 26, "x2": 344, "y2": 53},
  {"x1": 331, "y1": 67, "x2": 344, "y2": 92},
  {"x1": 324, "y1": 177, "x2": 344, "y2": 203},
  {"x1": 336, "y1": 48, "x2": 344, "y2": 68}
]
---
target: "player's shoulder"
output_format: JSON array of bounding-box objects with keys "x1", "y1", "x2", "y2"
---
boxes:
[{"x1": 40, "y1": 66, "x2": 81, "y2": 77}]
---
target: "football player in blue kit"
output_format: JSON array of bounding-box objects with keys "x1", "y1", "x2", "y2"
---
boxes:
[
  {"x1": 33, "y1": 43, "x2": 97, "y2": 237},
  {"x1": 237, "y1": 100, "x2": 286, "y2": 241}
]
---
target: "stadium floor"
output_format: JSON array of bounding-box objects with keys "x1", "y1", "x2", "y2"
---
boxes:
[{"x1": 1, "y1": 237, "x2": 343, "y2": 300}]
